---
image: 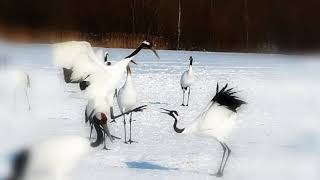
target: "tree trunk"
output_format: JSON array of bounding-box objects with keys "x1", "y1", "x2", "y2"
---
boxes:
[
  {"x1": 131, "y1": 0, "x2": 136, "y2": 34},
  {"x1": 244, "y1": 0, "x2": 249, "y2": 50},
  {"x1": 177, "y1": 0, "x2": 181, "y2": 49}
]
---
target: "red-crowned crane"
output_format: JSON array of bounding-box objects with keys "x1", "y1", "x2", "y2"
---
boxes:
[
  {"x1": 161, "y1": 83, "x2": 246, "y2": 177},
  {"x1": 116, "y1": 65, "x2": 138, "y2": 144},
  {"x1": 180, "y1": 56, "x2": 194, "y2": 106}
]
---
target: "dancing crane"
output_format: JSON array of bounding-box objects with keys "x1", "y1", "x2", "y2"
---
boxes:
[{"x1": 161, "y1": 83, "x2": 246, "y2": 177}]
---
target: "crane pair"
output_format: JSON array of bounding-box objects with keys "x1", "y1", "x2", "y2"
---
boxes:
[{"x1": 162, "y1": 59, "x2": 246, "y2": 177}]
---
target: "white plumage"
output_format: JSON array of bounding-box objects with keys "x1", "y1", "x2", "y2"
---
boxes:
[
  {"x1": 161, "y1": 83, "x2": 246, "y2": 177},
  {"x1": 94, "y1": 48, "x2": 108, "y2": 62},
  {"x1": 116, "y1": 65, "x2": 138, "y2": 143},
  {"x1": 117, "y1": 66, "x2": 137, "y2": 113},
  {"x1": 180, "y1": 56, "x2": 194, "y2": 106},
  {"x1": 8, "y1": 136, "x2": 90, "y2": 180},
  {"x1": 180, "y1": 67, "x2": 194, "y2": 89},
  {"x1": 52, "y1": 40, "x2": 158, "y2": 84},
  {"x1": 182, "y1": 103, "x2": 237, "y2": 141},
  {"x1": 52, "y1": 40, "x2": 156, "y2": 148},
  {"x1": 84, "y1": 57, "x2": 134, "y2": 103},
  {"x1": 52, "y1": 41, "x2": 106, "y2": 82},
  {"x1": 0, "y1": 70, "x2": 31, "y2": 111}
]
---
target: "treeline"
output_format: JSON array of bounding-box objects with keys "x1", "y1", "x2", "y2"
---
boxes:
[{"x1": 0, "y1": 0, "x2": 320, "y2": 52}]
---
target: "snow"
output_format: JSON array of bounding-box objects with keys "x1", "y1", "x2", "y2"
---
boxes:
[{"x1": 0, "y1": 43, "x2": 320, "y2": 180}]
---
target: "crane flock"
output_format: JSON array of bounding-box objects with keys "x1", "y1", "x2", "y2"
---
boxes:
[{"x1": 6, "y1": 40, "x2": 247, "y2": 179}]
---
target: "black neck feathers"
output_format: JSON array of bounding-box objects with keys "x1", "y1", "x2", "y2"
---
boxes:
[
  {"x1": 125, "y1": 43, "x2": 145, "y2": 58},
  {"x1": 90, "y1": 116, "x2": 104, "y2": 147},
  {"x1": 104, "y1": 54, "x2": 108, "y2": 62},
  {"x1": 189, "y1": 56, "x2": 193, "y2": 66},
  {"x1": 173, "y1": 116, "x2": 185, "y2": 133}
]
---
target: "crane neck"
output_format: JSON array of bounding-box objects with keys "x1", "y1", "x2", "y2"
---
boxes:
[
  {"x1": 125, "y1": 67, "x2": 133, "y2": 84},
  {"x1": 90, "y1": 116, "x2": 104, "y2": 147},
  {"x1": 126, "y1": 43, "x2": 144, "y2": 58},
  {"x1": 104, "y1": 54, "x2": 108, "y2": 62},
  {"x1": 173, "y1": 116, "x2": 185, "y2": 133},
  {"x1": 125, "y1": 73, "x2": 133, "y2": 84}
]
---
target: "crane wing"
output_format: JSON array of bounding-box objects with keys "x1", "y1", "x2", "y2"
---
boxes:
[
  {"x1": 52, "y1": 41, "x2": 107, "y2": 81},
  {"x1": 188, "y1": 83, "x2": 246, "y2": 136}
]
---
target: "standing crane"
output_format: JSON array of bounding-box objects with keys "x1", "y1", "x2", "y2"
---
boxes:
[
  {"x1": 116, "y1": 65, "x2": 138, "y2": 144},
  {"x1": 180, "y1": 56, "x2": 194, "y2": 106},
  {"x1": 161, "y1": 83, "x2": 246, "y2": 177}
]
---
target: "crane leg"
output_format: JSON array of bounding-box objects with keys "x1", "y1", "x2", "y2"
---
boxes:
[
  {"x1": 123, "y1": 115, "x2": 127, "y2": 143},
  {"x1": 181, "y1": 89, "x2": 185, "y2": 106},
  {"x1": 213, "y1": 141, "x2": 227, "y2": 177},
  {"x1": 110, "y1": 106, "x2": 117, "y2": 123},
  {"x1": 221, "y1": 143, "x2": 231, "y2": 174},
  {"x1": 111, "y1": 134, "x2": 121, "y2": 140},
  {"x1": 85, "y1": 110, "x2": 88, "y2": 123},
  {"x1": 102, "y1": 130, "x2": 111, "y2": 150},
  {"x1": 128, "y1": 112, "x2": 137, "y2": 144},
  {"x1": 24, "y1": 88, "x2": 31, "y2": 111},
  {"x1": 102, "y1": 131, "x2": 110, "y2": 150},
  {"x1": 89, "y1": 123, "x2": 93, "y2": 140},
  {"x1": 186, "y1": 87, "x2": 191, "y2": 106}
]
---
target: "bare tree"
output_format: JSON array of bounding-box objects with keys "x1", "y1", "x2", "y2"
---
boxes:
[
  {"x1": 177, "y1": 0, "x2": 181, "y2": 49},
  {"x1": 244, "y1": 0, "x2": 249, "y2": 50},
  {"x1": 131, "y1": 0, "x2": 136, "y2": 34}
]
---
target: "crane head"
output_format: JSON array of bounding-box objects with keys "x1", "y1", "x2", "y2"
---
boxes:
[
  {"x1": 160, "y1": 108, "x2": 179, "y2": 118},
  {"x1": 142, "y1": 40, "x2": 160, "y2": 59},
  {"x1": 189, "y1": 56, "x2": 193, "y2": 66}
]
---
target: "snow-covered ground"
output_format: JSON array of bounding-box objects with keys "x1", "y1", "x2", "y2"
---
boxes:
[{"x1": 0, "y1": 43, "x2": 319, "y2": 180}]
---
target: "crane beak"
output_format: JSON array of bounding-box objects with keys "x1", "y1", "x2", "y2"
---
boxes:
[
  {"x1": 151, "y1": 47, "x2": 160, "y2": 59},
  {"x1": 160, "y1": 108, "x2": 171, "y2": 115},
  {"x1": 130, "y1": 60, "x2": 138, "y2": 65}
]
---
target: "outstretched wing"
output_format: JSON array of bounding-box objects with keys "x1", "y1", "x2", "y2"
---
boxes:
[
  {"x1": 52, "y1": 41, "x2": 106, "y2": 81},
  {"x1": 211, "y1": 83, "x2": 246, "y2": 112}
]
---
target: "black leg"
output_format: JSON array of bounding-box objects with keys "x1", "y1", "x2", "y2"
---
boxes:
[
  {"x1": 214, "y1": 141, "x2": 226, "y2": 177},
  {"x1": 181, "y1": 89, "x2": 185, "y2": 106},
  {"x1": 123, "y1": 115, "x2": 127, "y2": 143},
  {"x1": 102, "y1": 123, "x2": 113, "y2": 142},
  {"x1": 128, "y1": 112, "x2": 137, "y2": 144},
  {"x1": 110, "y1": 106, "x2": 117, "y2": 123},
  {"x1": 186, "y1": 87, "x2": 191, "y2": 106},
  {"x1": 102, "y1": 131, "x2": 110, "y2": 150},
  {"x1": 24, "y1": 88, "x2": 31, "y2": 111},
  {"x1": 111, "y1": 134, "x2": 121, "y2": 140},
  {"x1": 221, "y1": 143, "x2": 231, "y2": 174},
  {"x1": 89, "y1": 123, "x2": 93, "y2": 140},
  {"x1": 103, "y1": 132, "x2": 107, "y2": 149},
  {"x1": 85, "y1": 109, "x2": 88, "y2": 123}
]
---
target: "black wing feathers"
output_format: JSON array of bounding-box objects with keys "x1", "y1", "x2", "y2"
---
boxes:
[{"x1": 211, "y1": 83, "x2": 246, "y2": 112}]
